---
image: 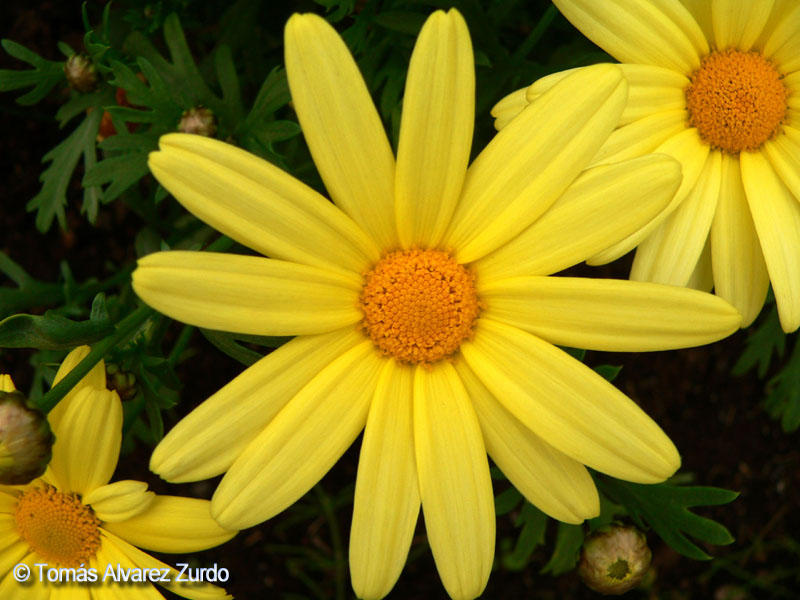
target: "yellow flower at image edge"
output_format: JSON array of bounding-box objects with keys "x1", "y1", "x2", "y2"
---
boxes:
[
  {"x1": 493, "y1": 0, "x2": 800, "y2": 332},
  {"x1": 133, "y1": 10, "x2": 741, "y2": 600},
  {"x1": 0, "y1": 347, "x2": 236, "y2": 599}
]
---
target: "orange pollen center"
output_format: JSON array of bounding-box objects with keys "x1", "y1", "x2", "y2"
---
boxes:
[
  {"x1": 14, "y1": 484, "x2": 101, "y2": 566},
  {"x1": 360, "y1": 249, "x2": 480, "y2": 364},
  {"x1": 685, "y1": 49, "x2": 788, "y2": 153}
]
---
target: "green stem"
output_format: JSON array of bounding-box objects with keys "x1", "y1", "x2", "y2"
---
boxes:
[
  {"x1": 167, "y1": 325, "x2": 194, "y2": 367},
  {"x1": 37, "y1": 304, "x2": 155, "y2": 413}
]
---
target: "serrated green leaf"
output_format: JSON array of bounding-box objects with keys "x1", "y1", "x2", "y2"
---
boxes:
[
  {"x1": 26, "y1": 110, "x2": 102, "y2": 232},
  {"x1": 732, "y1": 305, "x2": 785, "y2": 378},
  {"x1": 495, "y1": 486, "x2": 523, "y2": 516},
  {"x1": 764, "y1": 339, "x2": 800, "y2": 433},
  {"x1": 251, "y1": 120, "x2": 301, "y2": 144},
  {"x1": 504, "y1": 502, "x2": 548, "y2": 571},
  {"x1": 242, "y1": 67, "x2": 290, "y2": 126},
  {"x1": 82, "y1": 150, "x2": 151, "y2": 205},
  {"x1": 594, "y1": 364, "x2": 622, "y2": 382},
  {"x1": 373, "y1": 11, "x2": 426, "y2": 36},
  {"x1": 0, "y1": 39, "x2": 65, "y2": 105},
  {"x1": 200, "y1": 328, "x2": 264, "y2": 366},
  {"x1": 214, "y1": 44, "x2": 243, "y2": 123},
  {"x1": 55, "y1": 88, "x2": 113, "y2": 128},
  {"x1": 0, "y1": 308, "x2": 113, "y2": 349},
  {"x1": 597, "y1": 478, "x2": 738, "y2": 560},
  {"x1": 541, "y1": 521, "x2": 584, "y2": 575}
]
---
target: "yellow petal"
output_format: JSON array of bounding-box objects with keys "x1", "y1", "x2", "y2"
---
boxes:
[
  {"x1": 285, "y1": 13, "x2": 397, "y2": 248},
  {"x1": 103, "y1": 495, "x2": 235, "y2": 553},
  {"x1": 617, "y1": 64, "x2": 690, "y2": 125},
  {"x1": 151, "y1": 327, "x2": 363, "y2": 482},
  {"x1": 490, "y1": 87, "x2": 528, "y2": 130},
  {"x1": 461, "y1": 319, "x2": 680, "y2": 482},
  {"x1": 0, "y1": 538, "x2": 28, "y2": 582},
  {"x1": 150, "y1": 134, "x2": 379, "y2": 272},
  {"x1": 631, "y1": 150, "x2": 722, "y2": 285},
  {"x1": 92, "y1": 537, "x2": 168, "y2": 600},
  {"x1": 680, "y1": 0, "x2": 714, "y2": 40},
  {"x1": 589, "y1": 110, "x2": 688, "y2": 167},
  {"x1": 712, "y1": 0, "x2": 775, "y2": 50},
  {"x1": 687, "y1": 236, "x2": 714, "y2": 292},
  {"x1": 0, "y1": 376, "x2": 14, "y2": 393},
  {"x1": 49, "y1": 387, "x2": 121, "y2": 496},
  {"x1": 454, "y1": 360, "x2": 599, "y2": 523},
  {"x1": 133, "y1": 250, "x2": 361, "y2": 336},
  {"x1": 211, "y1": 341, "x2": 382, "y2": 529},
  {"x1": 0, "y1": 551, "x2": 47, "y2": 600},
  {"x1": 446, "y1": 64, "x2": 627, "y2": 262},
  {"x1": 740, "y1": 151, "x2": 800, "y2": 332},
  {"x1": 763, "y1": 127, "x2": 800, "y2": 201},
  {"x1": 99, "y1": 529, "x2": 231, "y2": 600},
  {"x1": 588, "y1": 127, "x2": 710, "y2": 265},
  {"x1": 711, "y1": 153, "x2": 769, "y2": 327},
  {"x1": 395, "y1": 9, "x2": 474, "y2": 249},
  {"x1": 49, "y1": 345, "x2": 106, "y2": 430},
  {"x1": 84, "y1": 480, "x2": 155, "y2": 523},
  {"x1": 552, "y1": 0, "x2": 707, "y2": 72},
  {"x1": 350, "y1": 361, "x2": 419, "y2": 600},
  {"x1": 414, "y1": 363, "x2": 493, "y2": 600},
  {"x1": 762, "y1": 4, "x2": 800, "y2": 72},
  {"x1": 476, "y1": 154, "x2": 680, "y2": 281},
  {"x1": 480, "y1": 276, "x2": 740, "y2": 351}
]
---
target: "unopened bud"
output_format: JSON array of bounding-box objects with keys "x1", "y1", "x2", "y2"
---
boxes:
[
  {"x1": 0, "y1": 391, "x2": 55, "y2": 485},
  {"x1": 105, "y1": 363, "x2": 137, "y2": 402},
  {"x1": 578, "y1": 524, "x2": 652, "y2": 595},
  {"x1": 178, "y1": 106, "x2": 217, "y2": 137},
  {"x1": 64, "y1": 54, "x2": 98, "y2": 93}
]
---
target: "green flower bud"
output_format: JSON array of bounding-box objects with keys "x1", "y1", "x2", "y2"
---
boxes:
[
  {"x1": 105, "y1": 363, "x2": 138, "y2": 402},
  {"x1": 578, "y1": 524, "x2": 652, "y2": 595},
  {"x1": 64, "y1": 54, "x2": 98, "y2": 93},
  {"x1": 0, "y1": 391, "x2": 55, "y2": 485},
  {"x1": 178, "y1": 106, "x2": 217, "y2": 137}
]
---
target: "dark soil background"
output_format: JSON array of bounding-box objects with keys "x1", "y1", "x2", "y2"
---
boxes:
[{"x1": 1, "y1": 2, "x2": 798, "y2": 599}]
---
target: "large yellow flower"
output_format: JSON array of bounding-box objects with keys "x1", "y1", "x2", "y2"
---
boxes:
[
  {"x1": 133, "y1": 10, "x2": 740, "y2": 600},
  {"x1": 0, "y1": 347, "x2": 235, "y2": 599},
  {"x1": 493, "y1": 0, "x2": 800, "y2": 332}
]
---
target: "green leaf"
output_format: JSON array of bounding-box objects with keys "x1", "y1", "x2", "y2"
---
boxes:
[
  {"x1": 541, "y1": 522, "x2": 584, "y2": 575},
  {"x1": 200, "y1": 329, "x2": 264, "y2": 366},
  {"x1": 26, "y1": 110, "x2": 102, "y2": 232},
  {"x1": 0, "y1": 39, "x2": 65, "y2": 105},
  {"x1": 597, "y1": 477, "x2": 738, "y2": 560},
  {"x1": 732, "y1": 304, "x2": 785, "y2": 378},
  {"x1": 239, "y1": 67, "x2": 291, "y2": 134},
  {"x1": 0, "y1": 306, "x2": 113, "y2": 350},
  {"x1": 251, "y1": 120, "x2": 302, "y2": 144},
  {"x1": 83, "y1": 144, "x2": 154, "y2": 204},
  {"x1": 495, "y1": 486, "x2": 523, "y2": 516},
  {"x1": 594, "y1": 364, "x2": 622, "y2": 382},
  {"x1": 763, "y1": 338, "x2": 800, "y2": 432},
  {"x1": 503, "y1": 502, "x2": 548, "y2": 571},
  {"x1": 372, "y1": 11, "x2": 426, "y2": 36}
]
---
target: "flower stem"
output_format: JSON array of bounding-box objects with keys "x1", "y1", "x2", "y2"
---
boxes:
[{"x1": 37, "y1": 304, "x2": 155, "y2": 413}]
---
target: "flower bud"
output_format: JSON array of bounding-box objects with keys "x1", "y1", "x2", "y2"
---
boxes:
[
  {"x1": 64, "y1": 54, "x2": 98, "y2": 93},
  {"x1": 0, "y1": 391, "x2": 55, "y2": 485},
  {"x1": 178, "y1": 106, "x2": 217, "y2": 137},
  {"x1": 105, "y1": 363, "x2": 138, "y2": 402},
  {"x1": 578, "y1": 524, "x2": 652, "y2": 595}
]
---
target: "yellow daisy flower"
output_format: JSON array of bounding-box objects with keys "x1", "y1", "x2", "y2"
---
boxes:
[
  {"x1": 133, "y1": 10, "x2": 740, "y2": 600},
  {"x1": 0, "y1": 347, "x2": 236, "y2": 599},
  {"x1": 493, "y1": 0, "x2": 800, "y2": 332}
]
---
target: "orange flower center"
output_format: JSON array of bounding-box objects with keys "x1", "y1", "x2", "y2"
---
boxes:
[
  {"x1": 14, "y1": 484, "x2": 101, "y2": 566},
  {"x1": 360, "y1": 249, "x2": 480, "y2": 364},
  {"x1": 685, "y1": 49, "x2": 788, "y2": 153}
]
